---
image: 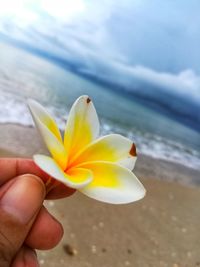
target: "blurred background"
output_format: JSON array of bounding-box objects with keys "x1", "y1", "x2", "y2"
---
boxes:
[
  {"x1": 0, "y1": 1, "x2": 200, "y2": 266},
  {"x1": 0, "y1": 0, "x2": 200, "y2": 169}
]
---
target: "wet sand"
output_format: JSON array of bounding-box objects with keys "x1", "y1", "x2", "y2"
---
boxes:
[{"x1": 1, "y1": 123, "x2": 200, "y2": 267}]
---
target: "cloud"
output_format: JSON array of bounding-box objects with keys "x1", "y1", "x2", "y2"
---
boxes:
[
  {"x1": 1, "y1": 0, "x2": 200, "y2": 70},
  {"x1": 0, "y1": 0, "x2": 200, "y2": 126},
  {"x1": 77, "y1": 50, "x2": 200, "y2": 104},
  {"x1": 77, "y1": 56, "x2": 200, "y2": 126},
  {"x1": 119, "y1": 66, "x2": 200, "y2": 103}
]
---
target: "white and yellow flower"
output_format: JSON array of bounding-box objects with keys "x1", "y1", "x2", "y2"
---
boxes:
[{"x1": 28, "y1": 95, "x2": 146, "y2": 204}]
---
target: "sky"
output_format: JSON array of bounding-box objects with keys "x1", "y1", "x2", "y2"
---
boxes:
[{"x1": 0, "y1": 0, "x2": 199, "y2": 126}]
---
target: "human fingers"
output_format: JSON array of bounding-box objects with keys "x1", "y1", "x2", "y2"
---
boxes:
[
  {"x1": 11, "y1": 246, "x2": 38, "y2": 267},
  {"x1": 25, "y1": 206, "x2": 63, "y2": 250},
  {"x1": 0, "y1": 174, "x2": 45, "y2": 267},
  {"x1": 0, "y1": 158, "x2": 76, "y2": 199}
]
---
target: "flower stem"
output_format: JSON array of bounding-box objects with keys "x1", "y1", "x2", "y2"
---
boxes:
[{"x1": 45, "y1": 177, "x2": 59, "y2": 195}]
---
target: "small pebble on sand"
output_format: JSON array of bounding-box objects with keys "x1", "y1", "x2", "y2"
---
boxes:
[
  {"x1": 127, "y1": 249, "x2": 132, "y2": 254},
  {"x1": 171, "y1": 216, "x2": 177, "y2": 222},
  {"x1": 70, "y1": 233, "x2": 75, "y2": 239},
  {"x1": 168, "y1": 193, "x2": 174, "y2": 200},
  {"x1": 124, "y1": 260, "x2": 130, "y2": 266},
  {"x1": 91, "y1": 245, "x2": 97, "y2": 254},
  {"x1": 39, "y1": 259, "x2": 45, "y2": 265},
  {"x1": 63, "y1": 244, "x2": 78, "y2": 256},
  {"x1": 181, "y1": 227, "x2": 187, "y2": 233},
  {"x1": 98, "y1": 221, "x2": 104, "y2": 228}
]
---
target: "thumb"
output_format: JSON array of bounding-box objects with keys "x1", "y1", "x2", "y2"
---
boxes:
[{"x1": 0, "y1": 174, "x2": 46, "y2": 267}]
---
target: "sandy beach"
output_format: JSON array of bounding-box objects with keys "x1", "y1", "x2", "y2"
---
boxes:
[{"x1": 1, "y1": 123, "x2": 200, "y2": 267}]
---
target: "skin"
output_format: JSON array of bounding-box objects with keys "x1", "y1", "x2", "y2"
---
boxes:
[{"x1": 0, "y1": 158, "x2": 76, "y2": 267}]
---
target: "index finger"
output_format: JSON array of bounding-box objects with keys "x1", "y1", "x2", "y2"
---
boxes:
[{"x1": 0, "y1": 158, "x2": 75, "y2": 199}]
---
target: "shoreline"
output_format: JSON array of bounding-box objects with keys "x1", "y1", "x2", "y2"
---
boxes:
[{"x1": 0, "y1": 123, "x2": 199, "y2": 187}]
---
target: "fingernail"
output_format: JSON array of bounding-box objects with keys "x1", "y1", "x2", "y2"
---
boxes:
[
  {"x1": 0, "y1": 175, "x2": 45, "y2": 224},
  {"x1": 24, "y1": 247, "x2": 39, "y2": 267}
]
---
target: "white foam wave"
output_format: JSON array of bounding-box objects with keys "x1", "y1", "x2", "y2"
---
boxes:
[
  {"x1": 101, "y1": 121, "x2": 200, "y2": 171},
  {"x1": 0, "y1": 91, "x2": 31, "y2": 125}
]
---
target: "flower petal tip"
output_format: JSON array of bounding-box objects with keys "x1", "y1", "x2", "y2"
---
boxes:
[
  {"x1": 79, "y1": 162, "x2": 146, "y2": 204},
  {"x1": 27, "y1": 98, "x2": 42, "y2": 114}
]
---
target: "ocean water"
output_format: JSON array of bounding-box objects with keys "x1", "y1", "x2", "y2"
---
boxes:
[{"x1": 0, "y1": 41, "x2": 200, "y2": 171}]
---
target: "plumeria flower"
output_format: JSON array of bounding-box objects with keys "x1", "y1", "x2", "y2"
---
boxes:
[{"x1": 28, "y1": 95, "x2": 146, "y2": 204}]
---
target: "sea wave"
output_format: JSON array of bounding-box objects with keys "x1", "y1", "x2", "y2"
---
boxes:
[
  {"x1": 1, "y1": 90, "x2": 200, "y2": 171},
  {"x1": 101, "y1": 121, "x2": 200, "y2": 171}
]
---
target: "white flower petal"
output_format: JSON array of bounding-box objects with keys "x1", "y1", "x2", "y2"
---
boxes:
[
  {"x1": 69, "y1": 134, "x2": 137, "y2": 170},
  {"x1": 28, "y1": 99, "x2": 62, "y2": 141},
  {"x1": 64, "y1": 95, "x2": 100, "y2": 162},
  {"x1": 28, "y1": 99, "x2": 67, "y2": 169},
  {"x1": 79, "y1": 161, "x2": 146, "y2": 204},
  {"x1": 34, "y1": 154, "x2": 93, "y2": 189}
]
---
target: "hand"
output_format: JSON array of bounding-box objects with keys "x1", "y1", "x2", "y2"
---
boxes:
[{"x1": 0, "y1": 158, "x2": 75, "y2": 267}]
